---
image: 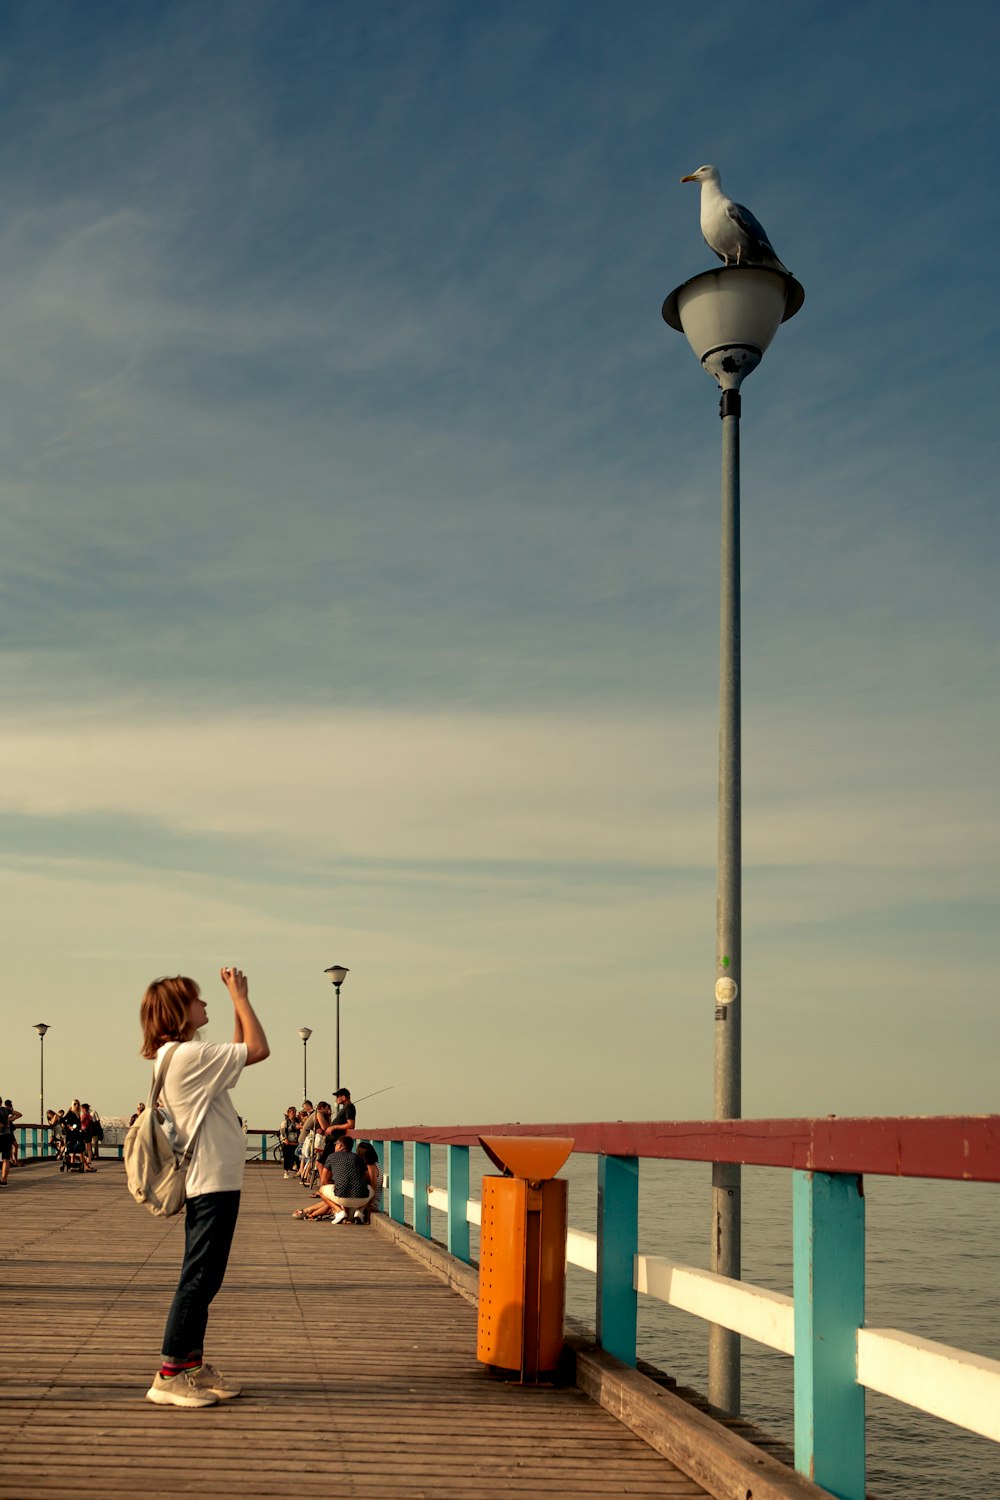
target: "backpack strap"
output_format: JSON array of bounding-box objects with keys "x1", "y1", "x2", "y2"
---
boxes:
[
  {"x1": 149, "y1": 1041, "x2": 180, "y2": 1110},
  {"x1": 150, "y1": 1041, "x2": 213, "y2": 1168}
]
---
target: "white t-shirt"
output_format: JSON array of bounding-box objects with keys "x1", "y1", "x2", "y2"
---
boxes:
[{"x1": 156, "y1": 1039, "x2": 248, "y2": 1197}]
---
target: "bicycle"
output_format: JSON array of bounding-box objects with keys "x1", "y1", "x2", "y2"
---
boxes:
[
  {"x1": 300, "y1": 1149, "x2": 320, "y2": 1191},
  {"x1": 248, "y1": 1132, "x2": 283, "y2": 1165}
]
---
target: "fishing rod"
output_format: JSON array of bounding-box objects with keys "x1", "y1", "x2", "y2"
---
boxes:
[{"x1": 353, "y1": 1083, "x2": 400, "y2": 1106}]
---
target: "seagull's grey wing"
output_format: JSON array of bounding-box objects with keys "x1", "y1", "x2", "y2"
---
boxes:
[
  {"x1": 728, "y1": 199, "x2": 791, "y2": 270},
  {"x1": 726, "y1": 199, "x2": 778, "y2": 255}
]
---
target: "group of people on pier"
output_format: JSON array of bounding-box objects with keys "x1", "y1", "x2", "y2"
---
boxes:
[
  {"x1": 278, "y1": 1089, "x2": 382, "y2": 1222},
  {"x1": 0, "y1": 1096, "x2": 104, "y2": 1184},
  {"x1": 279, "y1": 1088, "x2": 354, "y2": 1181},
  {"x1": 47, "y1": 1100, "x2": 104, "y2": 1172}
]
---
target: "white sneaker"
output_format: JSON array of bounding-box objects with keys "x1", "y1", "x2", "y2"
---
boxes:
[
  {"x1": 331, "y1": 1210, "x2": 348, "y2": 1224},
  {"x1": 283, "y1": 1172, "x2": 290, "y2": 1179},
  {"x1": 146, "y1": 1370, "x2": 218, "y2": 1408},
  {"x1": 353, "y1": 1210, "x2": 366, "y2": 1223},
  {"x1": 187, "y1": 1362, "x2": 242, "y2": 1400}
]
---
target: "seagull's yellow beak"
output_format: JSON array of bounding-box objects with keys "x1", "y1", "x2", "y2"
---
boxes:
[{"x1": 680, "y1": 174, "x2": 697, "y2": 183}]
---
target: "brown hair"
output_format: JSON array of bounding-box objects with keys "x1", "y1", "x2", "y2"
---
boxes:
[{"x1": 140, "y1": 975, "x2": 200, "y2": 1059}]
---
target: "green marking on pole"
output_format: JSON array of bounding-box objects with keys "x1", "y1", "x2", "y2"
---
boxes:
[{"x1": 721, "y1": 956, "x2": 730, "y2": 967}]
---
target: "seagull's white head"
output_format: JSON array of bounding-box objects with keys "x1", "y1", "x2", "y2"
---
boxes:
[{"x1": 680, "y1": 164, "x2": 721, "y2": 187}]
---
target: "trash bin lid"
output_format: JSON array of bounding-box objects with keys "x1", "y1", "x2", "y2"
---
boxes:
[{"x1": 479, "y1": 1136, "x2": 574, "y2": 1180}]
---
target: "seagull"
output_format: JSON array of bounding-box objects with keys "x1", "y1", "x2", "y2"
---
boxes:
[{"x1": 680, "y1": 164, "x2": 789, "y2": 273}]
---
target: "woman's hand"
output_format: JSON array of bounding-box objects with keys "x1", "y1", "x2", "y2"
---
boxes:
[
  {"x1": 220, "y1": 966, "x2": 249, "y2": 1002},
  {"x1": 220, "y1": 965, "x2": 270, "y2": 1064}
]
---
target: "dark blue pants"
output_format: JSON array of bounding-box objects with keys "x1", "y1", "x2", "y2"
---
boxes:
[{"x1": 161, "y1": 1190, "x2": 241, "y2": 1360}]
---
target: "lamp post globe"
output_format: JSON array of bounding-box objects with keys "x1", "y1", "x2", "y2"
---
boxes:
[
  {"x1": 323, "y1": 966, "x2": 350, "y2": 1093},
  {"x1": 297, "y1": 1027, "x2": 313, "y2": 1105},
  {"x1": 662, "y1": 263, "x2": 802, "y2": 1416}
]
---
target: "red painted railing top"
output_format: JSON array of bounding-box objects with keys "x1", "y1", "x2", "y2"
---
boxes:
[{"x1": 357, "y1": 1116, "x2": 1000, "y2": 1183}]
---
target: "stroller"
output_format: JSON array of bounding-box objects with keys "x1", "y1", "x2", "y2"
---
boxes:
[{"x1": 61, "y1": 1114, "x2": 87, "y2": 1173}]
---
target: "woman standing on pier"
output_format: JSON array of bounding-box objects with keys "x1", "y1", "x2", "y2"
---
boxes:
[{"x1": 139, "y1": 966, "x2": 269, "y2": 1409}]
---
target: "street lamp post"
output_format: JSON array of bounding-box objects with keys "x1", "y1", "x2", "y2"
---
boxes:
[
  {"x1": 323, "y1": 966, "x2": 350, "y2": 1092},
  {"x1": 297, "y1": 1027, "x2": 313, "y2": 1103},
  {"x1": 662, "y1": 264, "x2": 803, "y2": 1414},
  {"x1": 34, "y1": 1023, "x2": 50, "y2": 1155}
]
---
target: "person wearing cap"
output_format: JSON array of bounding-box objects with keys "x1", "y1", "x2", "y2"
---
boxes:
[{"x1": 317, "y1": 1088, "x2": 356, "y2": 1186}]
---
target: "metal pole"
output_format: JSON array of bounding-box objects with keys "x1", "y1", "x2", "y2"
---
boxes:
[
  {"x1": 709, "y1": 387, "x2": 742, "y2": 1414},
  {"x1": 335, "y1": 984, "x2": 341, "y2": 1092},
  {"x1": 39, "y1": 1034, "x2": 45, "y2": 1142},
  {"x1": 302, "y1": 1037, "x2": 308, "y2": 1103}
]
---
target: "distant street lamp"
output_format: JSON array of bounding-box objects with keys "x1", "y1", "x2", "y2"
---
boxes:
[
  {"x1": 662, "y1": 264, "x2": 803, "y2": 1415},
  {"x1": 323, "y1": 966, "x2": 350, "y2": 1092},
  {"x1": 297, "y1": 1027, "x2": 313, "y2": 1103},
  {"x1": 34, "y1": 1023, "x2": 50, "y2": 1154}
]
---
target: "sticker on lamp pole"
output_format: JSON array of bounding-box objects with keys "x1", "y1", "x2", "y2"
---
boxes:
[{"x1": 715, "y1": 976, "x2": 738, "y2": 1005}]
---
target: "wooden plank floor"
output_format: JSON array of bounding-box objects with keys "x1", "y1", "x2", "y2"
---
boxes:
[{"x1": 0, "y1": 1161, "x2": 710, "y2": 1499}]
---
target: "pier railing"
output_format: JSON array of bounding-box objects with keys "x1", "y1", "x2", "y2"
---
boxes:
[
  {"x1": 360, "y1": 1116, "x2": 1000, "y2": 1500},
  {"x1": 15, "y1": 1113, "x2": 999, "y2": 1499}
]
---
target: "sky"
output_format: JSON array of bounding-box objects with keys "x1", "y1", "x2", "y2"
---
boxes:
[{"x1": 1, "y1": 0, "x2": 997, "y2": 1133}]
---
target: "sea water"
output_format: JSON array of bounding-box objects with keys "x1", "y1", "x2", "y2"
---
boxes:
[{"x1": 427, "y1": 1146, "x2": 1000, "y2": 1500}]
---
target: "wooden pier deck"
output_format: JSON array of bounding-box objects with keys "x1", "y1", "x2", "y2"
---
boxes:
[{"x1": 0, "y1": 1161, "x2": 710, "y2": 1499}]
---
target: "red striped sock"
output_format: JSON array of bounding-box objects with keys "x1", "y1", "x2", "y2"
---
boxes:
[{"x1": 159, "y1": 1355, "x2": 202, "y2": 1379}]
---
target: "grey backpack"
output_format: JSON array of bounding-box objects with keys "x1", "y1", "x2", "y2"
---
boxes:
[{"x1": 124, "y1": 1044, "x2": 206, "y2": 1217}]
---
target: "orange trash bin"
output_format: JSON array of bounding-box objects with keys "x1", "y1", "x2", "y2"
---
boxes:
[{"x1": 476, "y1": 1135, "x2": 574, "y2": 1382}]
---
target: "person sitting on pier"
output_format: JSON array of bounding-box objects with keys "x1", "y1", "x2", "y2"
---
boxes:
[
  {"x1": 320, "y1": 1135, "x2": 372, "y2": 1223},
  {"x1": 354, "y1": 1141, "x2": 382, "y2": 1221},
  {"x1": 293, "y1": 1137, "x2": 372, "y2": 1222}
]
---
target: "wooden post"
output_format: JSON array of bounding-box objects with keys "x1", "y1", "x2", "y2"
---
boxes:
[
  {"x1": 793, "y1": 1169, "x2": 866, "y2": 1499},
  {"x1": 597, "y1": 1154, "x2": 638, "y2": 1366}
]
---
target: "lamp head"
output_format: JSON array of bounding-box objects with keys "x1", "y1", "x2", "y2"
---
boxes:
[
  {"x1": 324, "y1": 965, "x2": 349, "y2": 989},
  {"x1": 297, "y1": 1027, "x2": 313, "y2": 1042},
  {"x1": 662, "y1": 266, "x2": 803, "y2": 391},
  {"x1": 34, "y1": 1022, "x2": 50, "y2": 1037}
]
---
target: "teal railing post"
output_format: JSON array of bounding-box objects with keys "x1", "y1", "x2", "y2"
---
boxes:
[
  {"x1": 793, "y1": 1169, "x2": 866, "y2": 1500},
  {"x1": 413, "y1": 1141, "x2": 431, "y2": 1238},
  {"x1": 447, "y1": 1145, "x2": 471, "y2": 1262},
  {"x1": 388, "y1": 1139, "x2": 405, "y2": 1222},
  {"x1": 259, "y1": 1133, "x2": 267, "y2": 1162},
  {"x1": 596, "y1": 1154, "x2": 638, "y2": 1366}
]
